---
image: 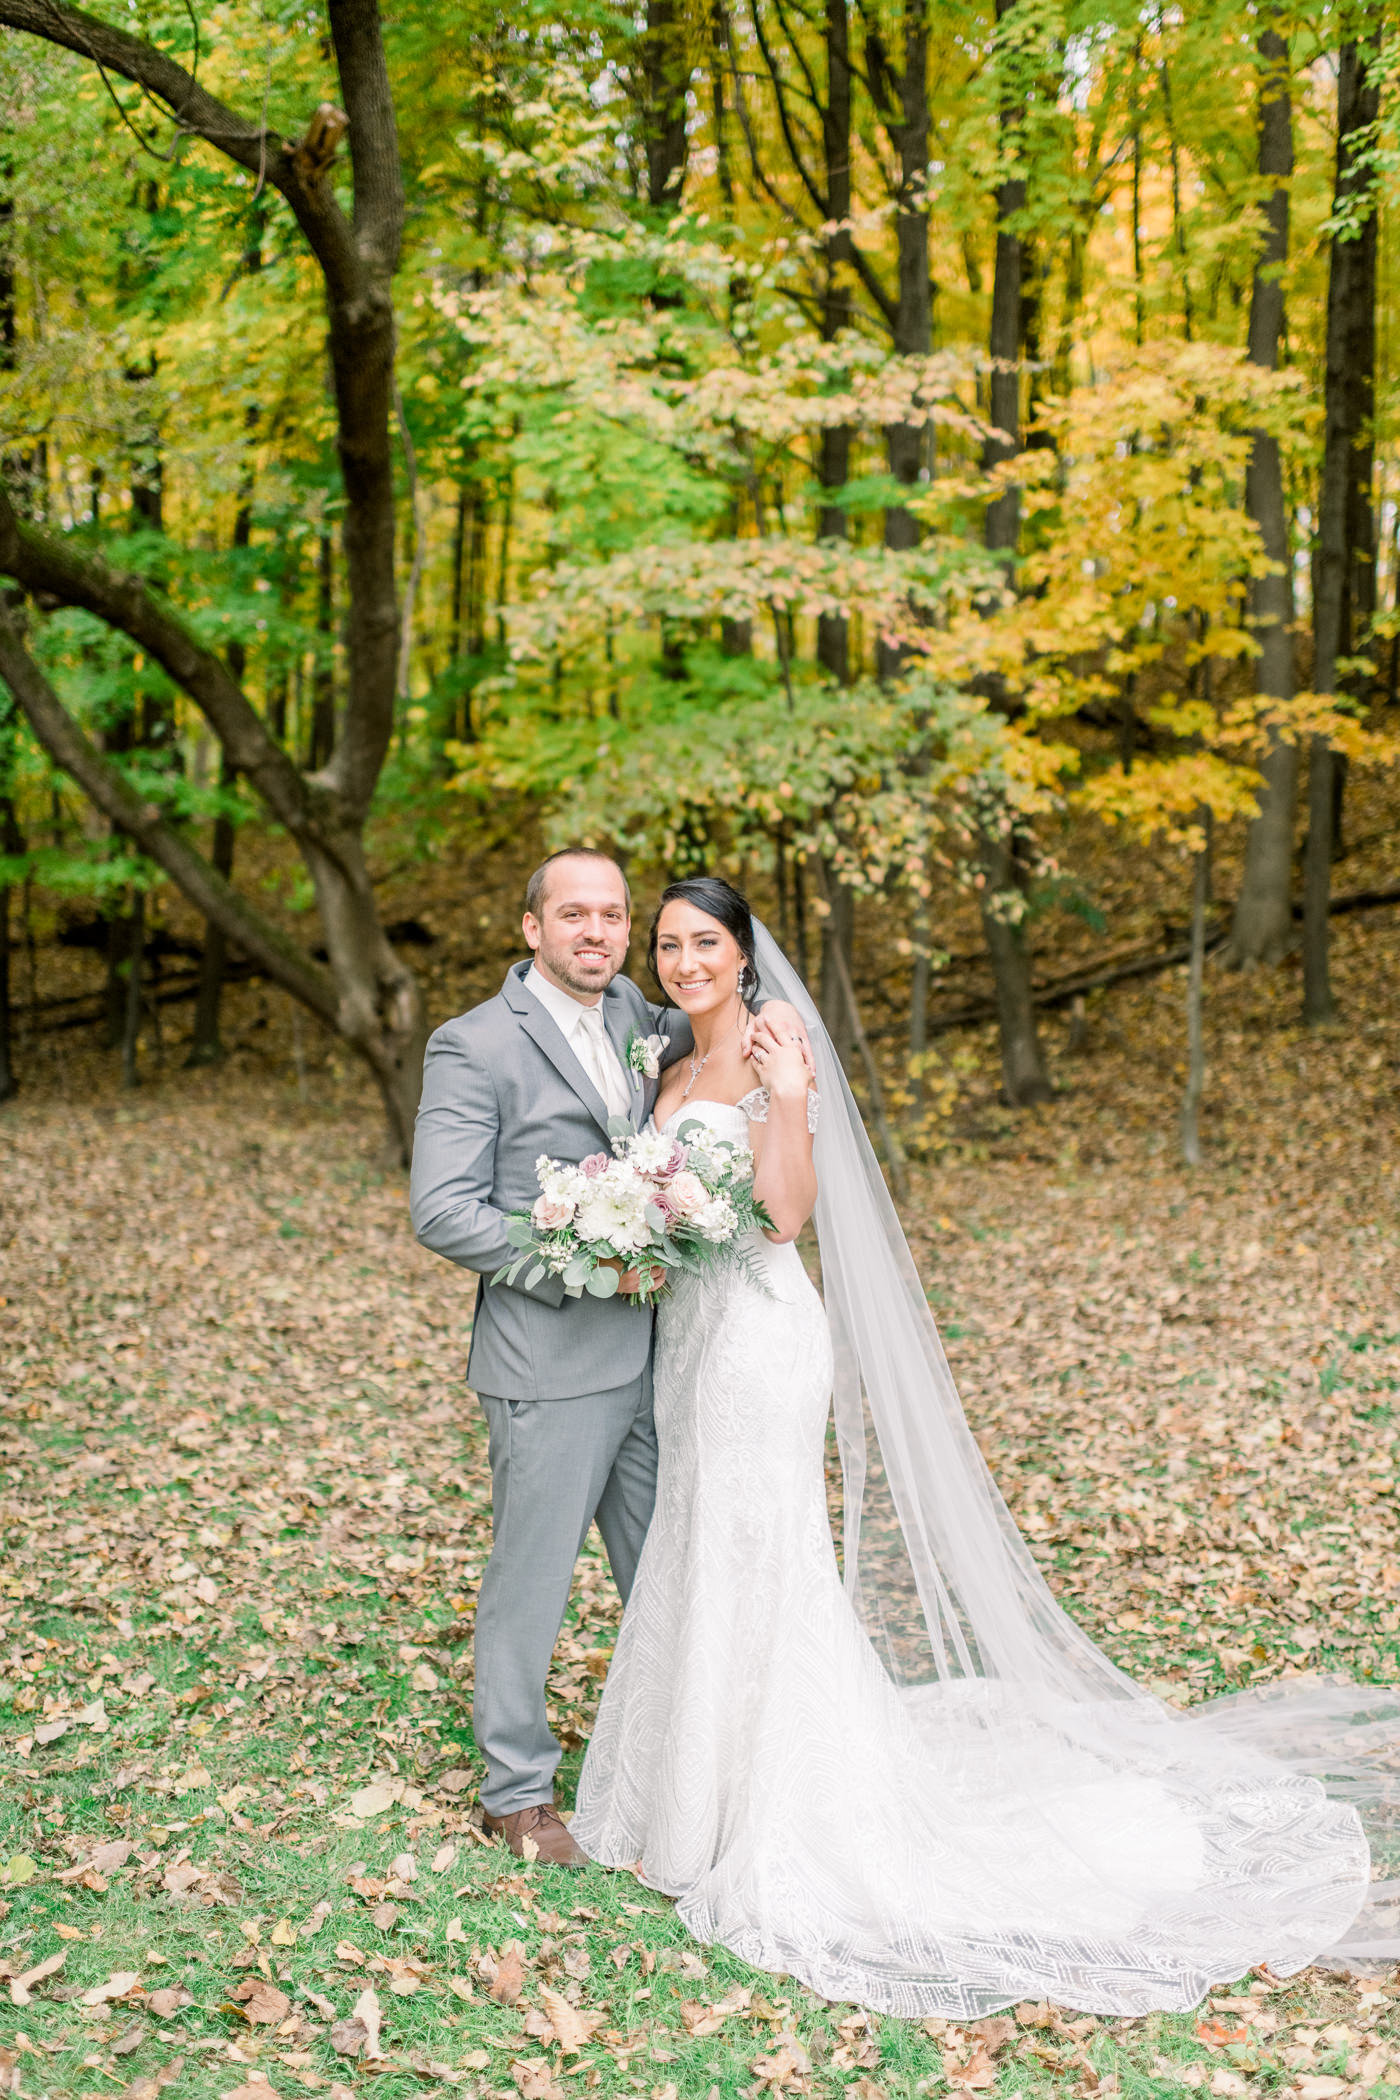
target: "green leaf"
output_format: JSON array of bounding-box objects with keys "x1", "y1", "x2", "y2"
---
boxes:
[
  {"x1": 584, "y1": 1265, "x2": 620, "y2": 1298},
  {"x1": 2, "y1": 1854, "x2": 37, "y2": 1886}
]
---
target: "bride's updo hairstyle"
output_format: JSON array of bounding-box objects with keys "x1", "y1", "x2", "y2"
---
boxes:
[{"x1": 648, "y1": 875, "x2": 761, "y2": 1007}]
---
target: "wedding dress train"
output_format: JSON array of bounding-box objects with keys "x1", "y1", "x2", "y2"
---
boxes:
[{"x1": 572, "y1": 926, "x2": 1400, "y2": 2016}]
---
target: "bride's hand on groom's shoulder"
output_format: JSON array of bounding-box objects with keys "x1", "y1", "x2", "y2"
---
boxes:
[{"x1": 744, "y1": 1004, "x2": 815, "y2": 1084}]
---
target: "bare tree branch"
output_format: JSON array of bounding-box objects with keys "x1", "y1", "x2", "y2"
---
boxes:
[{"x1": 0, "y1": 604, "x2": 338, "y2": 1026}]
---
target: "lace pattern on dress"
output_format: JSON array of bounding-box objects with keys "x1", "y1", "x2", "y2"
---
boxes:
[{"x1": 736, "y1": 1085, "x2": 820, "y2": 1133}]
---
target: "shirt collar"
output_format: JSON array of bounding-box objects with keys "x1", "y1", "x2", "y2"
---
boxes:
[{"x1": 524, "y1": 962, "x2": 601, "y2": 1039}]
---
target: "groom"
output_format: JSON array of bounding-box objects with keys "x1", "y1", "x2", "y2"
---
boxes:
[{"x1": 410, "y1": 848, "x2": 806, "y2": 1865}]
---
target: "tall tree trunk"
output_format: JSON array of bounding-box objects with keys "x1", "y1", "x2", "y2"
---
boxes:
[
  {"x1": 642, "y1": 0, "x2": 690, "y2": 212},
  {"x1": 876, "y1": 0, "x2": 931, "y2": 685},
  {"x1": 984, "y1": 0, "x2": 1024, "y2": 560},
  {"x1": 1303, "y1": 32, "x2": 1379, "y2": 1027},
  {"x1": 1229, "y1": 23, "x2": 1298, "y2": 968},
  {"x1": 816, "y1": 0, "x2": 853, "y2": 690},
  {"x1": 979, "y1": 825, "x2": 1049, "y2": 1106},
  {"x1": 309, "y1": 526, "x2": 336, "y2": 769},
  {"x1": 815, "y1": 0, "x2": 856, "y2": 1059},
  {"x1": 976, "y1": 0, "x2": 1052, "y2": 1106},
  {"x1": 818, "y1": 866, "x2": 854, "y2": 1064}
]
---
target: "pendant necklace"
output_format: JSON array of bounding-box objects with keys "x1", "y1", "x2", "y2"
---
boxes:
[
  {"x1": 679, "y1": 1048, "x2": 710, "y2": 1103},
  {"x1": 679, "y1": 1012, "x2": 738, "y2": 1103}
]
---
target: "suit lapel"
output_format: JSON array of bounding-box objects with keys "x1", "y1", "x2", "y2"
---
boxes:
[
  {"x1": 601, "y1": 988, "x2": 644, "y2": 1129},
  {"x1": 501, "y1": 963, "x2": 614, "y2": 1141}
]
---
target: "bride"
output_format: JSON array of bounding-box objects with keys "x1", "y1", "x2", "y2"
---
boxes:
[{"x1": 571, "y1": 874, "x2": 1400, "y2": 2017}]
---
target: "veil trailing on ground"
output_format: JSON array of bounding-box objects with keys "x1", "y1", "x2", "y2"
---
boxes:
[{"x1": 752, "y1": 917, "x2": 1400, "y2": 1970}]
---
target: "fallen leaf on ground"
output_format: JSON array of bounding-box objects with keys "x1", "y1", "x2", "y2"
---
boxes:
[
  {"x1": 539, "y1": 1987, "x2": 604, "y2": 2054},
  {"x1": 943, "y1": 2042, "x2": 997, "y2": 2091},
  {"x1": 751, "y1": 2039, "x2": 812, "y2": 2088},
  {"x1": 148, "y1": 1987, "x2": 193, "y2": 2018},
  {"x1": 228, "y1": 1979, "x2": 291, "y2": 2026},
  {"x1": 348, "y1": 1782, "x2": 399, "y2": 1818},
  {"x1": 8, "y1": 1950, "x2": 65, "y2": 2006},
  {"x1": 444, "y1": 1917, "x2": 466, "y2": 1944},
  {"x1": 57, "y1": 1840, "x2": 133, "y2": 1883},
  {"x1": 353, "y1": 1986, "x2": 383, "y2": 2059},
  {"x1": 269, "y1": 1918, "x2": 295, "y2": 1947},
  {"x1": 509, "y1": 2060, "x2": 564, "y2": 2100},
  {"x1": 82, "y1": 1971, "x2": 141, "y2": 2006},
  {"x1": 329, "y1": 2016, "x2": 368, "y2": 2060},
  {"x1": 111, "y1": 2024, "x2": 146, "y2": 2057},
  {"x1": 490, "y1": 1944, "x2": 525, "y2": 2006},
  {"x1": 445, "y1": 1975, "x2": 473, "y2": 2002},
  {"x1": 430, "y1": 1843, "x2": 456, "y2": 1873}
]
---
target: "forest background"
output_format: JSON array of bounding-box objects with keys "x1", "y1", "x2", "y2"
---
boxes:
[{"x1": 1, "y1": 0, "x2": 1400, "y2": 2096}]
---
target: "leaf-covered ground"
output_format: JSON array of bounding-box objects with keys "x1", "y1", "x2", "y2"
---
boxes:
[{"x1": 3, "y1": 896, "x2": 1400, "y2": 2100}]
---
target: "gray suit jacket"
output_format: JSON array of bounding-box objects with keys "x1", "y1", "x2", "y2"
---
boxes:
[{"x1": 409, "y1": 962, "x2": 691, "y2": 1401}]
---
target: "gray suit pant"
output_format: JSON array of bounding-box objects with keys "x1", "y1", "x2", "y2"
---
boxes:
[{"x1": 473, "y1": 1371, "x2": 658, "y2": 1817}]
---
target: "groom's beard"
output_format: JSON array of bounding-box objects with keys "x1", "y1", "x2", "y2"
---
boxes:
[{"x1": 536, "y1": 940, "x2": 627, "y2": 999}]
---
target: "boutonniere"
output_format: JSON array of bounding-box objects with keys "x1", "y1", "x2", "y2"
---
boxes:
[{"x1": 625, "y1": 1027, "x2": 665, "y2": 1082}]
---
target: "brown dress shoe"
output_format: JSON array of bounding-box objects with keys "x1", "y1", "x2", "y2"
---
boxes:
[{"x1": 482, "y1": 1802, "x2": 589, "y2": 1868}]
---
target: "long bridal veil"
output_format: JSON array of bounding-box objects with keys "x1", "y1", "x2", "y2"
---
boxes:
[{"x1": 752, "y1": 917, "x2": 1400, "y2": 1984}]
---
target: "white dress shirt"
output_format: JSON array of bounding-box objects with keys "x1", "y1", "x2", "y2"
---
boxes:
[{"x1": 525, "y1": 964, "x2": 633, "y2": 1120}]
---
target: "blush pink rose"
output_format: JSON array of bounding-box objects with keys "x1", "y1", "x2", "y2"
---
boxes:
[
  {"x1": 579, "y1": 1152, "x2": 610, "y2": 1178},
  {"x1": 532, "y1": 1194, "x2": 575, "y2": 1230},
  {"x1": 665, "y1": 1170, "x2": 708, "y2": 1218}
]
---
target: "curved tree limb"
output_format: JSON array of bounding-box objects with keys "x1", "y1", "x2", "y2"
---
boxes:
[
  {"x1": 0, "y1": 604, "x2": 338, "y2": 1027},
  {"x1": 0, "y1": 480, "x2": 311, "y2": 838},
  {"x1": 0, "y1": 0, "x2": 361, "y2": 300}
]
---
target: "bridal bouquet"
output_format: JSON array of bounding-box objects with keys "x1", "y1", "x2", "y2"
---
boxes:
[{"x1": 493, "y1": 1120, "x2": 774, "y2": 1306}]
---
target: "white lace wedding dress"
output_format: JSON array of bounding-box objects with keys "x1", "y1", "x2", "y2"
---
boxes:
[{"x1": 571, "y1": 1094, "x2": 1377, "y2": 2018}]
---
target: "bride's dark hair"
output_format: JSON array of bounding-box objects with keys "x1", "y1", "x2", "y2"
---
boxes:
[{"x1": 648, "y1": 875, "x2": 760, "y2": 1005}]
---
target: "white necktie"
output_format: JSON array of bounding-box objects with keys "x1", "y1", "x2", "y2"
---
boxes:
[{"x1": 577, "y1": 1005, "x2": 631, "y2": 1121}]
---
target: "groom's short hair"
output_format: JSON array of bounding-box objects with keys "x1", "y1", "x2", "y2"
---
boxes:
[{"x1": 525, "y1": 848, "x2": 631, "y2": 920}]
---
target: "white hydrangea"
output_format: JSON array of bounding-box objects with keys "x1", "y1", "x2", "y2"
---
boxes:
[{"x1": 691, "y1": 1194, "x2": 738, "y2": 1243}]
